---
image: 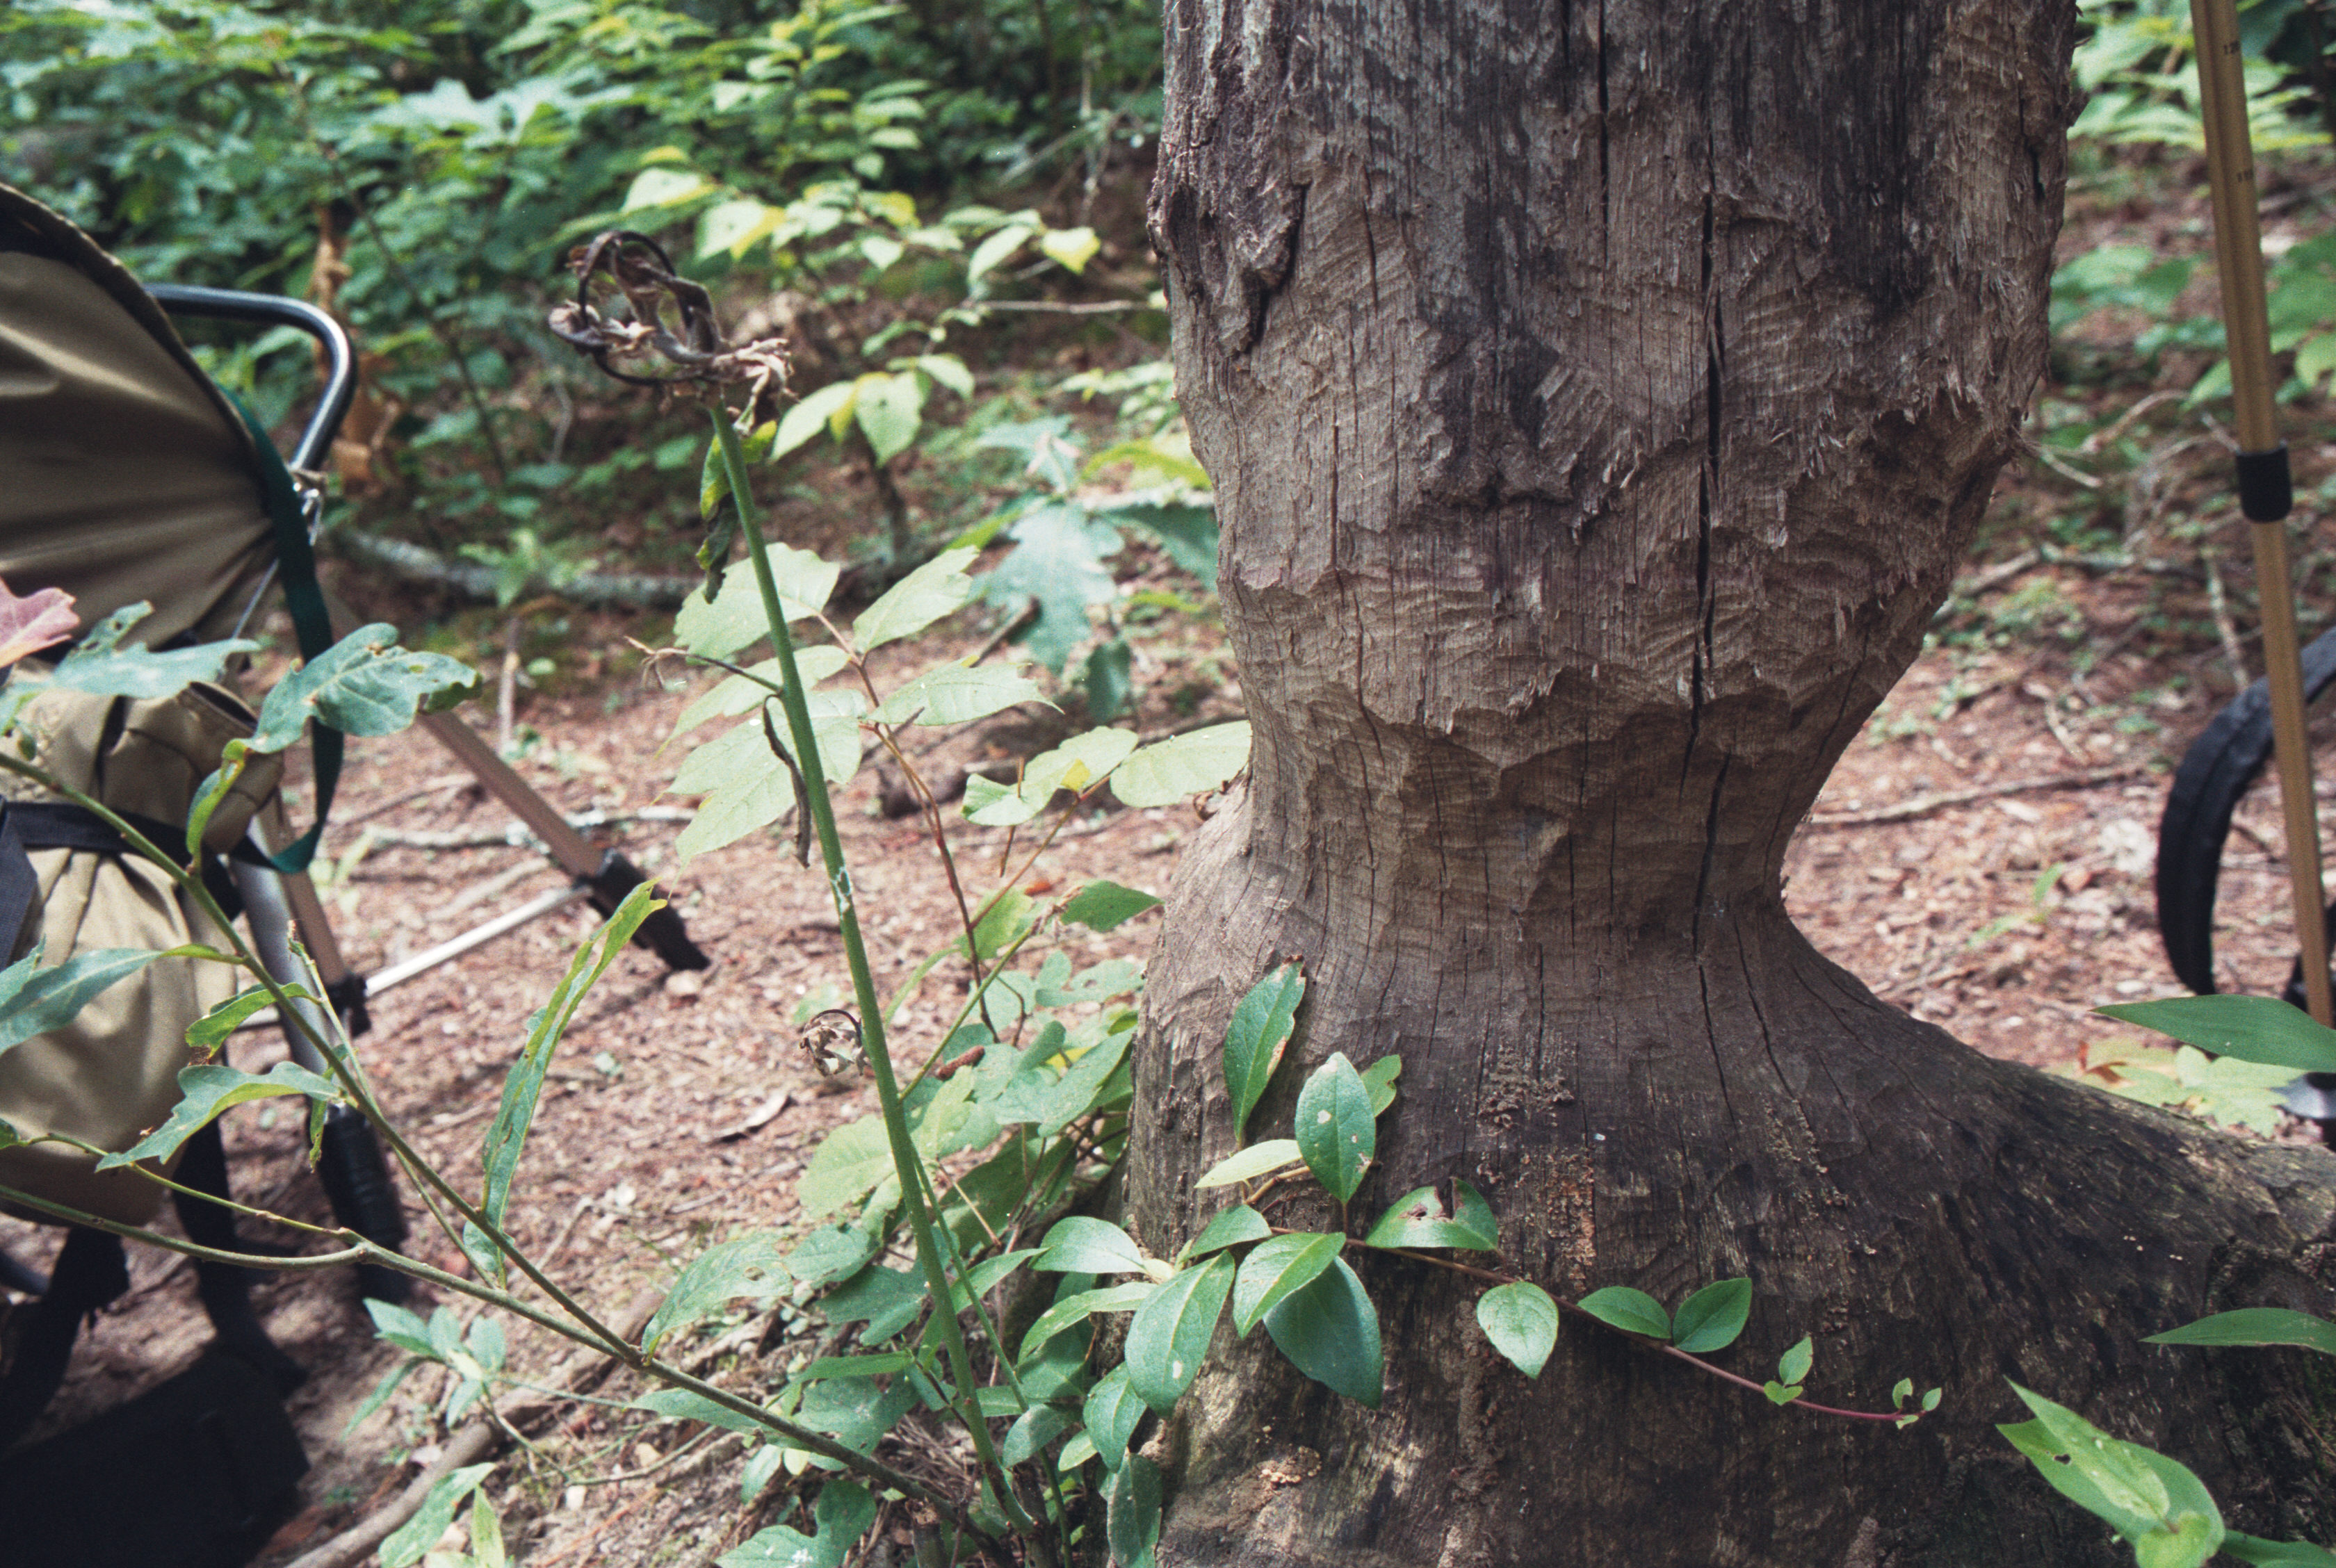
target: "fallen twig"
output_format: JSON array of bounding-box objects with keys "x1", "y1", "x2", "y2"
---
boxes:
[{"x1": 1806, "y1": 763, "x2": 2146, "y2": 827}]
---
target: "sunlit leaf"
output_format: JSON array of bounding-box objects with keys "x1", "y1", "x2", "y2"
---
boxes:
[
  {"x1": 672, "y1": 546, "x2": 841, "y2": 658},
  {"x1": 1039, "y1": 225, "x2": 1101, "y2": 274},
  {"x1": 852, "y1": 371, "x2": 925, "y2": 465},
  {"x1": 1111, "y1": 721, "x2": 1251, "y2": 808},
  {"x1": 1194, "y1": 1138, "x2": 1304, "y2": 1190},
  {"x1": 2000, "y1": 1383, "x2": 2223, "y2": 1565},
  {"x1": 674, "y1": 648, "x2": 851, "y2": 735},
  {"x1": 869, "y1": 659, "x2": 1044, "y2": 726},
  {"x1": 962, "y1": 726, "x2": 1139, "y2": 826},
  {"x1": 95, "y1": 1059, "x2": 341, "y2": 1170},
  {"x1": 853, "y1": 547, "x2": 979, "y2": 655},
  {"x1": 642, "y1": 1233, "x2": 793, "y2": 1356},
  {"x1": 2096, "y1": 994, "x2": 2336, "y2": 1075},
  {"x1": 772, "y1": 381, "x2": 858, "y2": 463}
]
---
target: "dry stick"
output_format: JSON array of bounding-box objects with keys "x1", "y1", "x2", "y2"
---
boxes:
[
  {"x1": 279, "y1": 1289, "x2": 666, "y2": 1568},
  {"x1": 2205, "y1": 548, "x2": 2252, "y2": 688},
  {"x1": 1802, "y1": 764, "x2": 2145, "y2": 828}
]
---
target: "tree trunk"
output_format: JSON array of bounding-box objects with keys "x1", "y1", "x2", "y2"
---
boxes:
[{"x1": 1130, "y1": 3, "x2": 2336, "y2": 1564}]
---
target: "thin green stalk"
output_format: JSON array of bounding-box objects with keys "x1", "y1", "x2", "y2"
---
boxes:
[{"x1": 711, "y1": 412, "x2": 1049, "y2": 1555}]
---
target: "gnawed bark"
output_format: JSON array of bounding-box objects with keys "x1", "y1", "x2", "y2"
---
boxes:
[{"x1": 1130, "y1": 2, "x2": 2336, "y2": 1562}]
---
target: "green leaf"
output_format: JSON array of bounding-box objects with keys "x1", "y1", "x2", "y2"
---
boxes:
[
  {"x1": 1362, "y1": 1180, "x2": 1499, "y2": 1251},
  {"x1": 1085, "y1": 1365, "x2": 1146, "y2": 1470},
  {"x1": 471, "y1": 885, "x2": 660, "y2": 1280},
  {"x1": 1000, "y1": 1404, "x2": 1076, "y2": 1467},
  {"x1": 44, "y1": 607, "x2": 256, "y2": 700},
  {"x1": 1476, "y1": 1282, "x2": 1559, "y2": 1377},
  {"x1": 852, "y1": 371, "x2": 925, "y2": 465},
  {"x1": 797, "y1": 1117, "x2": 896, "y2": 1223},
  {"x1": 1778, "y1": 1335, "x2": 1814, "y2": 1385},
  {"x1": 0, "y1": 945, "x2": 168, "y2": 1058},
  {"x1": 2095, "y1": 995, "x2": 2336, "y2": 1075},
  {"x1": 365, "y1": 1298, "x2": 436, "y2": 1359},
  {"x1": 1293, "y1": 1052, "x2": 1374, "y2": 1204},
  {"x1": 1194, "y1": 1138, "x2": 1304, "y2": 1190},
  {"x1": 622, "y1": 165, "x2": 713, "y2": 211},
  {"x1": 965, "y1": 888, "x2": 1038, "y2": 963},
  {"x1": 966, "y1": 222, "x2": 1037, "y2": 282},
  {"x1": 641, "y1": 1233, "x2": 793, "y2": 1357},
  {"x1": 249, "y1": 626, "x2": 476, "y2": 752},
  {"x1": 1111, "y1": 502, "x2": 1219, "y2": 590},
  {"x1": 719, "y1": 1480, "x2": 876, "y2": 1568},
  {"x1": 772, "y1": 380, "x2": 859, "y2": 462},
  {"x1": 701, "y1": 420, "x2": 776, "y2": 516},
  {"x1": 1672, "y1": 1278, "x2": 1753, "y2": 1354},
  {"x1": 1035, "y1": 1216, "x2": 1151, "y2": 1276},
  {"x1": 853, "y1": 547, "x2": 979, "y2": 655},
  {"x1": 1222, "y1": 962, "x2": 1304, "y2": 1142},
  {"x1": 1106, "y1": 1453, "x2": 1164, "y2": 1568},
  {"x1": 631, "y1": 1387, "x2": 774, "y2": 1436},
  {"x1": 185, "y1": 740, "x2": 252, "y2": 858},
  {"x1": 1018, "y1": 1282, "x2": 1157, "y2": 1362},
  {"x1": 2144, "y1": 1307, "x2": 2336, "y2": 1357},
  {"x1": 1232, "y1": 1232, "x2": 1344, "y2": 1336},
  {"x1": 672, "y1": 546, "x2": 841, "y2": 658},
  {"x1": 344, "y1": 1357, "x2": 416, "y2": 1435},
  {"x1": 1039, "y1": 225, "x2": 1102, "y2": 274},
  {"x1": 468, "y1": 1490, "x2": 508, "y2": 1568},
  {"x1": 963, "y1": 726, "x2": 1141, "y2": 826},
  {"x1": 674, "y1": 648, "x2": 851, "y2": 735},
  {"x1": 787, "y1": 1225, "x2": 880, "y2": 1289},
  {"x1": 378, "y1": 1464, "x2": 494, "y2": 1568},
  {"x1": 869, "y1": 659, "x2": 1044, "y2": 726},
  {"x1": 1764, "y1": 1380, "x2": 1804, "y2": 1405},
  {"x1": 1124, "y1": 1254, "x2": 1235, "y2": 1414},
  {"x1": 670, "y1": 692, "x2": 865, "y2": 864},
  {"x1": 96, "y1": 1060, "x2": 341, "y2": 1170},
  {"x1": 1179, "y1": 1204, "x2": 1272, "y2": 1264},
  {"x1": 1263, "y1": 1257, "x2": 1382, "y2": 1407},
  {"x1": 2222, "y1": 1532, "x2": 2336, "y2": 1565},
  {"x1": 1110, "y1": 721, "x2": 1251, "y2": 808},
  {"x1": 2000, "y1": 1384, "x2": 2223, "y2": 1563},
  {"x1": 1037, "y1": 1019, "x2": 1135, "y2": 1139},
  {"x1": 1059, "y1": 881, "x2": 1162, "y2": 933},
  {"x1": 1577, "y1": 1287, "x2": 1671, "y2": 1341},
  {"x1": 186, "y1": 983, "x2": 300, "y2": 1052},
  {"x1": 912, "y1": 353, "x2": 975, "y2": 400},
  {"x1": 1359, "y1": 1054, "x2": 1402, "y2": 1116}
]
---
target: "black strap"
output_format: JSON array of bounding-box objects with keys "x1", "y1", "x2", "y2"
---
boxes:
[{"x1": 1, "y1": 801, "x2": 252, "y2": 924}]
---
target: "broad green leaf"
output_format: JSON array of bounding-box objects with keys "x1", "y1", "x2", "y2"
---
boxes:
[
  {"x1": 674, "y1": 648, "x2": 851, "y2": 735},
  {"x1": 1111, "y1": 721, "x2": 1251, "y2": 809},
  {"x1": 1477, "y1": 1282, "x2": 1559, "y2": 1377},
  {"x1": 852, "y1": 371, "x2": 925, "y2": 465},
  {"x1": 1778, "y1": 1335, "x2": 1814, "y2": 1385},
  {"x1": 772, "y1": 381, "x2": 858, "y2": 462},
  {"x1": 0, "y1": 945, "x2": 167, "y2": 1058},
  {"x1": 97, "y1": 1060, "x2": 341, "y2": 1170},
  {"x1": 186, "y1": 983, "x2": 303, "y2": 1052},
  {"x1": 1037, "y1": 1018, "x2": 1135, "y2": 1140},
  {"x1": 1107, "y1": 1454, "x2": 1164, "y2": 1568},
  {"x1": 797, "y1": 1117, "x2": 893, "y2": 1222},
  {"x1": 1058, "y1": 881, "x2": 1162, "y2": 933},
  {"x1": 1362, "y1": 1179, "x2": 1499, "y2": 1251},
  {"x1": 912, "y1": 353, "x2": 974, "y2": 399},
  {"x1": 853, "y1": 547, "x2": 979, "y2": 655},
  {"x1": 250, "y1": 626, "x2": 476, "y2": 752},
  {"x1": 820, "y1": 1266, "x2": 926, "y2": 1344},
  {"x1": 622, "y1": 165, "x2": 712, "y2": 211},
  {"x1": 869, "y1": 660, "x2": 1044, "y2": 726},
  {"x1": 1672, "y1": 1277, "x2": 1753, "y2": 1354},
  {"x1": 1039, "y1": 225, "x2": 1101, "y2": 274},
  {"x1": 1001, "y1": 1405, "x2": 1076, "y2": 1467},
  {"x1": 2223, "y1": 1533, "x2": 2336, "y2": 1565},
  {"x1": 632, "y1": 1387, "x2": 775, "y2": 1435},
  {"x1": 2144, "y1": 1307, "x2": 2336, "y2": 1357},
  {"x1": 1179, "y1": 1204, "x2": 1272, "y2": 1264},
  {"x1": 364, "y1": 1298, "x2": 435, "y2": 1359},
  {"x1": 1223, "y1": 963, "x2": 1304, "y2": 1142},
  {"x1": 1085, "y1": 1365, "x2": 1146, "y2": 1470},
  {"x1": 787, "y1": 1225, "x2": 880, "y2": 1288},
  {"x1": 1125, "y1": 1255, "x2": 1235, "y2": 1414},
  {"x1": 1263, "y1": 1257, "x2": 1382, "y2": 1407},
  {"x1": 0, "y1": 584, "x2": 76, "y2": 669},
  {"x1": 1232, "y1": 1232, "x2": 1344, "y2": 1335},
  {"x1": 1035, "y1": 1216, "x2": 1150, "y2": 1275},
  {"x1": 471, "y1": 885, "x2": 660, "y2": 1279},
  {"x1": 671, "y1": 693, "x2": 865, "y2": 863},
  {"x1": 966, "y1": 222, "x2": 1037, "y2": 282},
  {"x1": 641, "y1": 1233, "x2": 793, "y2": 1356},
  {"x1": 2096, "y1": 995, "x2": 2336, "y2": 1075},
  {"x1": 978, "y1": 500, "x2": 1123, "y2": 671},
  {"x1": 1577, "y1": 1287, "x2": 1671, "y2": 1341},
  {"x1": 965, "y1": 889, "x2": 1038, "y2": 962},
  {"x1": 1359, "y1": 1054, "x2": 1402, "y2": 1116},
  {"x1": 964, "y1": 726, "x2": 1141, "y2": 826},
  {"x1": 378, "y1": 1464, "x2": 494, "y2": 1568},
  {"x1": 2000, "y1": 1384, "x2": 2223, "y2": 1563},
  {"x1": 1018, "y1": 1282, "x2": 1157, "y2": 1362},
  {"x1": 44, "y1": 605, "x2": 255, "y2": 700},
  {"x1": 672, "y1": 546, "x2": 841, "y2": 658},
  {"x1": 1111, "y1": 502, "x2": 1220, "y2": 590},
  {"x1": 468, "y1": 1491, "x2": 508, "y2": 1568},
  {"x1": 344, "y1": 1357, "x2": 416, "y2": 1434},
  {"x1": 720, "y1": 1480, "x2": 876, "y2": 1568},
  {"x1": 1194, "y1": 1139, "x2": 1304, "y2": 1190},
  {"x1": 1293, "y1": 1052, "x2": 1374, "y2": 1203},
  {"x1": 699, "y1": 198, "x2": 780, "y2": 261}
]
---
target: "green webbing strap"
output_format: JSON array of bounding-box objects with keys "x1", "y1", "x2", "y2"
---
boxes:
[{"x1": 226, "y1": 393, "x2": 341, "y2": 874}]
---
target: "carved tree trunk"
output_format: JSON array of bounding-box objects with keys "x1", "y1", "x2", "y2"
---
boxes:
[{"x1": 1130, "y1": 3, "x2": 2336, "y2": 1564}]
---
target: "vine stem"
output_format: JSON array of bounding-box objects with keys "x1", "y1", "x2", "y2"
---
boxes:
[{"x1": 711, "y1": 412, "x2": 1051, "y2": 1560}]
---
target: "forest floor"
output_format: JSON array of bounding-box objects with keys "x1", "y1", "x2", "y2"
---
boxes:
[{"x1": 13, "y1": 153, "x2": 2336, "y2": 1568}]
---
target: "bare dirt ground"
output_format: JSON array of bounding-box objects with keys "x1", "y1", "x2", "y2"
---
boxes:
[{"x1": 9, "y1": 470, "x2": 2336, "y2": 1565}]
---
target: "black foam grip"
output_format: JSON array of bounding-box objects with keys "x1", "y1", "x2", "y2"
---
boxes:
[
  {"x1": 588, "y1": 850, "x2": 710, "y2": 970},
  {"x1": 2238, "y1": 444, "x2": 2294, "y2": 523}
]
